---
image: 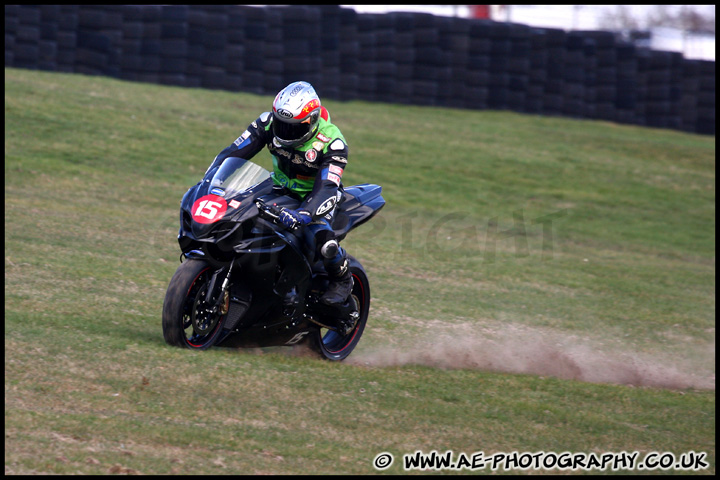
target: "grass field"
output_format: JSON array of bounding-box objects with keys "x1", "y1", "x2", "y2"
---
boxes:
[{"x1": 4, "y1": 67, "x2": 715, "y2": 475}]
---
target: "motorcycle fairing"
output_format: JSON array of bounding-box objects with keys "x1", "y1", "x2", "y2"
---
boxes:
[
  {"x1": 332, "y1": 184, "x2": 385, "y2": 241},
  {"x1": 175, "y1": 157, "x2": 384, "y2": 346}
]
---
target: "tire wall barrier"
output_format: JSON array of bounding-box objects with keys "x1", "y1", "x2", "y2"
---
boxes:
[{"x1": 5, "y1": 4, "x2": 715, "y2": 135}]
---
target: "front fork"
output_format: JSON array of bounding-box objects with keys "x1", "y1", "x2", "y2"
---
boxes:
[{"x1": 206, "y1": 261, "x2": 234, "y2": 316}]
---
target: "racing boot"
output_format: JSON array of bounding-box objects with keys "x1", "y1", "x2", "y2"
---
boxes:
[
  {"x1": 320, "y1": 243, "x2": 353, "y2": 306},
  {"x1": 321, "y1": 267, "x2": 353, "y2": 306}
]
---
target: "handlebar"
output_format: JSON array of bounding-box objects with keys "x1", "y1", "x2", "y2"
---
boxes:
[
  {"x1": 255, "y1": 198, "x2": 282, "y2": 218},
  {"x1": 255, "y1": 198, "x2": 299, "y2": 231}
]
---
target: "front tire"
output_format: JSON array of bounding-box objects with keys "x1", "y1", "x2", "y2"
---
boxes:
[
  {"x1": 162, "y1": 259, "x2": 226, "y2": 350},
  {"x1": 309, "y1": 256, "x2": 370, "y2": 361}
]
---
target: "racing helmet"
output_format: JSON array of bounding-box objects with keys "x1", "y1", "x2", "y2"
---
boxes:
[{"x1": 271, "y1": 81, "x2": 322, "y2": 147}]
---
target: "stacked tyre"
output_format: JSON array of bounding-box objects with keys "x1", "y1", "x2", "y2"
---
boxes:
[
  {"x1": 373, "y1": 13, "x2": 397, "y2": 104},
  {"x1": 562, "y1": 31, "x2": 586, "y2": 118},
  {"x1": 55, "y1": 6, "x2": 79, "y2": 74},
  {"x1": 182, "y1": 6, "x2": 205, "y2": 88},
  {"x1": 158, "y1": 5, "x2": 189, "y2": 87},
  {"x1": 224, "y1": 7, "x2": 246, "y2": 92},
  {"x1": 278, "y1": 6, "x2": 321, "y2": 92},
  {"x1": 582, "y1": 36, "x2": 597, "y2": 119},
  {"x1": 135, "y1": 5, "x2": 161, "y2": 84},
  {"x1": 118, "y1": 6, "x2": 144, "y2": 82},
  {"x1": 487, "y1": 21, "x2": 511, "y2": 110},
  {"x1": 338, "y1": 7, "x2": 359, "y2": 101},
  {"x1": 10, "y1": 5, "x2": 42, "y2": 71},
  {"x1": 582, "y1": 31, "x2": 618, "y2": 121},
  {"x1": 6, "y1": 5, "x2": 717, "y2": 137},
  {"x1": 5, "y1": 5, "x2": 19, "y2": 67},
  {"x1": 356, "y1": 13, "x2": 379, "y2": 102},
  {"x1": 644, "y1": 50, "x2": 676, "y2": 129},
  {"x1": 542, "y1": 28, "x2": 566, "y2": 115},
  {"x1": 198, "y1": 6, "x2": 229, "y2": 91},
  {"x1": 666, "y1": 51, "x2": 684, "y2": 130},
  {"x1": 37, "y1": 5, "x2": 61, "y2": 72},
  {"x1": 437, "y1": 16, "x2": 470, "y2": 109},
  {"x1": 238, "y1": 6, "x2": 267, "y2": 94},
  {"x1": 695, "y1": 60, "x2": 715, "y2": 135},
  {"x1": 390, "y1": 12, "x2": 416, "y2": 105},
  {"x1": 10, "y1": 5, "x2": 72, "y2": 73},
  {"x1": 634, "y1": 48, "x2": 651, "y2": 126},
  {"x1": 465, "y1": 19, "x2": 492, "y2": 110},
  {"x1": 317, "y1": 5, "x2": 343, "y2": 100},
  {"x1": 615, "y1": 41, "x2": 638, "y2": 125},
  {"x1": 679, "y1": 58, "x2": 700, "y2": 132},
  {"x1": 256, "y1": 7, "x2": 283, "y2": 94},
  {"x1": 526, "y1": 28, "x2": 548, "y2": 114},
  {"x1": 506, "y1": 23, "x2": 531, "y2": 112},
  {"x1": 410, "y1": 13, "x2": 443, "y2": 106},
  {"x1": 75, "y1": 5, "x2": 123, "y2": 78}
]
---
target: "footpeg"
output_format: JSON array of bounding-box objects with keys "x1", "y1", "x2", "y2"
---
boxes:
[{"x1": 338, "y1": 310, "x2": 359, "y2": 336}]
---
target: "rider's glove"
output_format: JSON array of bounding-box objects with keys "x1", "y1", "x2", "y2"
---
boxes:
[{"x1": 279, "y1": 208, "x2": 312, "y2": 229}]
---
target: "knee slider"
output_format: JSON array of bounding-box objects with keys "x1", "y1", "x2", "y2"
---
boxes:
[{"x1": 320, "y1": 239, "x2": 339, "y2": 259}]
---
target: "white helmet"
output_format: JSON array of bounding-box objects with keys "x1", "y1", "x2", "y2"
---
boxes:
[{"x1": 271, "y1": 81, "x2": 322, "y2": 147}]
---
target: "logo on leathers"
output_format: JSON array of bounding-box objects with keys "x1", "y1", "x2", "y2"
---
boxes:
[{"x1": 316, "y1": 197, "x2": 336, "y2": 216}]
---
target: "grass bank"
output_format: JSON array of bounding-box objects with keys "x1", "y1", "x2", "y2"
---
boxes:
[{"x1": 5, "y1": 68, "x2": 714, "y2": 474}]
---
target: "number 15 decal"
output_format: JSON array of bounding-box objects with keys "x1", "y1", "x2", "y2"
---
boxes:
[{"x1": 191, "y1": 195, "x2": 227, "y2": 224}]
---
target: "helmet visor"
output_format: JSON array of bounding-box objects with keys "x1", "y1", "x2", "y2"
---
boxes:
[{"x1": 272, "y1": 117, "x2": 312, "y2": 145}]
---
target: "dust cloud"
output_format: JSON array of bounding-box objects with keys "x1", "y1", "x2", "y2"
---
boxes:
[{"x1": 348, "y1": 323, "x2": 715, "y2": 391}]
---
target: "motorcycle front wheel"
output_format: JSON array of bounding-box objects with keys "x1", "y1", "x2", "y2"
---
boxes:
[
  {"x1": 309, "y1": 256, "x2": 370, "y2": 361},
  {"x1": 162, "y1": 259, "x2": 226, "y2": 350}
]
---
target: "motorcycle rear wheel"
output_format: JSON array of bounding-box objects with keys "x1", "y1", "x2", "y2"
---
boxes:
[
  {"x1": 309, "y1": 256, "x2": 370, "y2": 361},
  {"x1": 162, "y1": 259, "x2": 225, "y2": 350}
]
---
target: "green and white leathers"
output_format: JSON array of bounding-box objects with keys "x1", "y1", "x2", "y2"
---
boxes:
[
  {"x1": 268, "y1": 110, "x2": 347, "y2": 204},
  {"x1": 209, "y1": 87, "x2": 348, "y2": 222}
]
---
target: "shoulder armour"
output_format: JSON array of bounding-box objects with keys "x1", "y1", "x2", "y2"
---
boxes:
[{"x1": 259, "y1": 111, "x2": 272, "y2": 127}]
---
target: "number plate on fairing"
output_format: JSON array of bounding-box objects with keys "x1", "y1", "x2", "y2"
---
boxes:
[{"x1": 191, "y1": 194, "x2": 228, "y2": 224}]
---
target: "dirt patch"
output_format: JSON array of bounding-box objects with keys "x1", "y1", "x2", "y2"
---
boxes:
[{"x1": 349, "y1": 323, "x2": 715, "y2": 391}]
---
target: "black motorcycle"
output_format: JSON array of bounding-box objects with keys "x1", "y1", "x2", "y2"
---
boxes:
[{"x1": 162, "y1": 157, "x2": 385, "y2": 361}]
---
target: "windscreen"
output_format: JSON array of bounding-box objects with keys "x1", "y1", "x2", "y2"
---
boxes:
[{"x1": 210, "y1": 157, "x2": 270, "y2": 196}]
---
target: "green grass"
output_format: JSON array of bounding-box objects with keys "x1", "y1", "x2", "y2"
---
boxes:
[{"x1": 4, "y1": 67, "x2": 715, "y2": 475}]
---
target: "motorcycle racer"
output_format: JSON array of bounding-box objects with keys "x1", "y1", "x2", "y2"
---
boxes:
[{"x1": 206, "y1": 81, "x2": 352, "y2": 306}]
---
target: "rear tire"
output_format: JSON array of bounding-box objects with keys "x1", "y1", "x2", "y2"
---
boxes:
[
  {"x1": 309, "y1": 256, "x2": 370, "y2": 361},
  {"x1": 162, "y1": 259, "x2": 225, "y2": 350}
]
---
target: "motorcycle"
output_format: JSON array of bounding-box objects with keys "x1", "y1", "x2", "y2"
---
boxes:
[{"x1": 162, "y1": 156, "x2": 385, "y2": 361}]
